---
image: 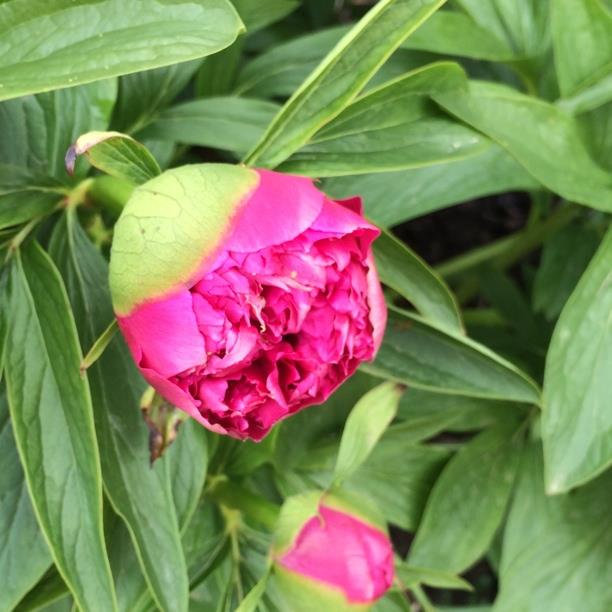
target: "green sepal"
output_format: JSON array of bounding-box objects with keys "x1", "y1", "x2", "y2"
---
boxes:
[
  {"x1": 109, "y1": 163, "x2": 259, "y2": 315},
  {"x1": 268, "y1": 565, "x2": 371, "y2": 612}
]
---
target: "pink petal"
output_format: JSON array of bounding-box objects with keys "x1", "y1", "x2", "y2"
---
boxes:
[
  {"x1": 278, "y1": 504, "x2": 394, "y2": 603},
  {"x1": 365, "y1": 251, "x2": 387, "y2": 354},
  {"x1": 311, "y1": 196, "x2": 378, "y2": 246},
  {"x1": 118, "y1": 289, "x2": 206, "y2": 378},
  {"x1": 225, "y1": 169, "x2": 324, "y2": 252}
]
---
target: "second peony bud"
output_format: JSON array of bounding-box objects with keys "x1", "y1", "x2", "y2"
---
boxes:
[{"x1": 110, "y1": 164, "x2": 386, "y2": 440}]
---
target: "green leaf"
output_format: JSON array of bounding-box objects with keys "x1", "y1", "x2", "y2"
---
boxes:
[
  {"x1": 279, "y1": 428, "x2": 450, "y2": 531},
  {"x1": 333, "y1": 382, "x2": 402, "y2": 485},
  {"x1": 0, "y1": 0, "x2": 244, "y2": 101},
  {"x1": 235, "y1": 26, "x2": 349, "y2": 99},
  {"x1": 0, "y1": 165, "x2": 64, "y2": 230},
  {"x1": 0, "y1": 80, "x2": 117, "y2": 178},
  {"x1": 434, "y1": 81, "x2": 612, "y2": 212},
  {"x1": 0, "y1": 388, "x2": 52, "y2": 611},
  {"x1": 533, "y1": 223, "x2": 601, "y2": 320},
  {"x1": 111, "y1": 60, "x2": 203, "y2": 134},
  {"x1": 396, "y1": 564, "x2": 473, "y2": 591},
  {"x1": 140, "y1": 97, "x2": 280, "y2": 156},
  {"x1": 3, "y1": 241, "x2": 116, "y2": 611},
  {"x1": 364, "y1": 307, "x2": 541, "y2": 403},
  {"x1": 244, "y1": 0, "x2": 447, "y2": 168},
  {"x1": 552, "y1": 0, "x2": 612, "y2": 98},
  {"x1": 375, "y1": 229, "x2": 462, "y2": 333},
  {"x1": 65, "y1": 131, "x2": 161, "y2": 184},
  {"x1": 409, "y1": 422, "x2": 522, "y2": 573},
  {"x1": 542, "y1": 227, "x2": 612, "y2": 493},
  {"x1": 166, "y1": 420, "x2": 209, "y2": 530},
  {"x1": 13, "y1": 570, "x2": 69, "y2": 612},
  {"x1": 48, "y1": 213, "x2": 189, "y2": 612},
  {"x1": 231, "y1": 0, "x2": 299, "y2": 32},
  {"x1": 277, "y1": 63, "x2": 488, "y2": 177},
  {"x1": 495, "y1": 445, "x2": 612, "y2": 612},
  {"x1": 402, "y1": 10, "x2": 515, "y2": 60},
  {"x1": 454, "y1": 0, "x2": 551, "y2": 58},
  {"x1": 324, "y1": 142, "x2": 539, "y2": 226}
]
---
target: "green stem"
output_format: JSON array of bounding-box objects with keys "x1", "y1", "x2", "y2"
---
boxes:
[
  {"x1": 80, "y1": 319, "x2": 118, "y2": 373},
  {"x1": 88, "y1": 175, "x2": 135, "y2": 217},
  {"x1": 208, "y1": 478, "x2": 280, "y2": 531},
  {"x1": 412, "y1": 584, "x2": 437, "y2": 612}
]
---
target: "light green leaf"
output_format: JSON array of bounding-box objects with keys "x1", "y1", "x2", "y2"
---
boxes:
[
  {"x1": 3, "y1": 241, "x2": 116, "y2": 611},
  {"x1": 65, "y1": 131, "x2": 161, "y2": 184},
  {"x1": 533, "y1": 223, "x2": 601, "y2": 320},
  {"x1": 434, "y1": 81, "x2": 612, "y2": 212},
  {"x1": 333, "y1": 382, "x2": 403, "y2": 485},
  {"x1": 324, "y1": 142, "x2": 539, "y2": 226},
  {"x1": 49, "y1": 213, "x2": 189, "y2": 612},
  {"x1": 140, "y1": 97, "x2": 280, "y2": 156},
  {"x1": 454, "y1": 0, "x2": 550, "y2": 58},
  {"x1": 0, "y1": 80, "x2": 117, "y2": 178},
  {"x1": 397, "y1": 564, "x2": 473, "y2": 591},
  {"x1": 0, "y1": 165, "x2": 64, "y2": 230},
  {"x1": 279, "y1": 427, "x2": 451, "y2": 531},
  {"x1": 111, "y1": 60, "x2": 203, "y2": 134},
  {"x1": 364, "y1": 307, "x2": 541, "y2": 403},
  {"x1": 0, "y1": 0, "x2": 244, "y2": 101},
  {"x1": 495, "y1": 445, "x2": 612, "y2": 612},
  {"x1": 542, "y1": 227, "x2": 612, "y2": 494},
  {"x1": 0, "y1": 388, "x2": 52, "y2": 612},
  {"x1": 403, "y1": 10, "x2": 515, "y2": 60},
  {"x1": 235, "y1": 26, "x2": 349, "y2": 99},
  {"x1": 244, "y1": 0, "x2": 447, "y2": 168},
  {"x1": 375, "y1": 229, "x2": 462, "y2": 333},
  {"x1": 552, "y1": 0, "x2": 612, "y2": 98},
  {"x1": 409, "y1": 422, "x2": 522, "y2": 573}
]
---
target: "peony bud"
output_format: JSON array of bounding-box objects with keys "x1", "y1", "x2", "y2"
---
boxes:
[
  {"x1": 109, "y1": 164, "x2": 386, "y2": 440},
  {"x1": 270, "y1": 491, "x2": 394, "y2": 610}
]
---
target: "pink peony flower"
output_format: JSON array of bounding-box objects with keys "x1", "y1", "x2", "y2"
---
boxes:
[
  {"x1": 109, "y1": 164, "x2": 386, "y2": 440},
  {"x1": 272, "y1": 492, "x2": 395, "y2": 607}
]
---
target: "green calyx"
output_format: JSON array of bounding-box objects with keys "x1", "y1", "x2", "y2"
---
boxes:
[{"x1": 109, "y1": 163, "x2": 259, "y2": 315}]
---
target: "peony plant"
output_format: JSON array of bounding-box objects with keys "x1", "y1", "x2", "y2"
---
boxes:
[{"x1": 0, "y1": 0, "x2": 611, "y2": 611}]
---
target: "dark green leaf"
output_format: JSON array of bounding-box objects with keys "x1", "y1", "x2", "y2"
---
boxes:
[
  {"x1": 3, "y1": 241, "x2": 116, "y2": 611},
  {"x1": 533, "y1": 223, "x2": 601, "y2": 320},
  {"x1": 409, "y1": 422, "x2": 522, "y2": 573},
  {"x1": 231, "y1": 0, "x2": 299, "y2": 32},
  {"x1": 140, "y1": 97, "x2": 280, "y2": 156},
  {"x1": 496, "y1": 445, "x2": 612, "y2": 612},
  {"x1": 542, "y1": 227, "x2": 612, "y2": 493},
  {"x1": 0, "y1": 165, "x2": 64, "y2": 230},
  {"x1": 364, "y1": 307, "x2": 541, "y2": 403},
  {"x1": 375, "y1": 229, "x2": 462, "y2": 332},
  {"x1": 324, "y1": 143, "x2": 539, "y2": 226},
  {"x1": 0, "y1": 388, "x2": 52, "y2": 611},
  {"x1": 235, "y1": 27, "x2": 349, "y2": 99},
  {"x1": 0, "y1": 80, "x2": 117, "y2": 178},
  {"x1": 396, "y1": 564, "x2": 472, "y2": 591},
  {"x1": 0, "y1": 0, "x2": 244, "y2": 100},
  {"x1": 112, "y1": 60, "x2": 203, "y2": 134},
  {"x1": 434, "y1": 81, "x2": 612, "y2": 212},
  {"x1": 245, "y1": 0, "x2": 447, "y2": 168},
  {"x1": 48, "y1": 213, "x2": 189, "y2": 612}
]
